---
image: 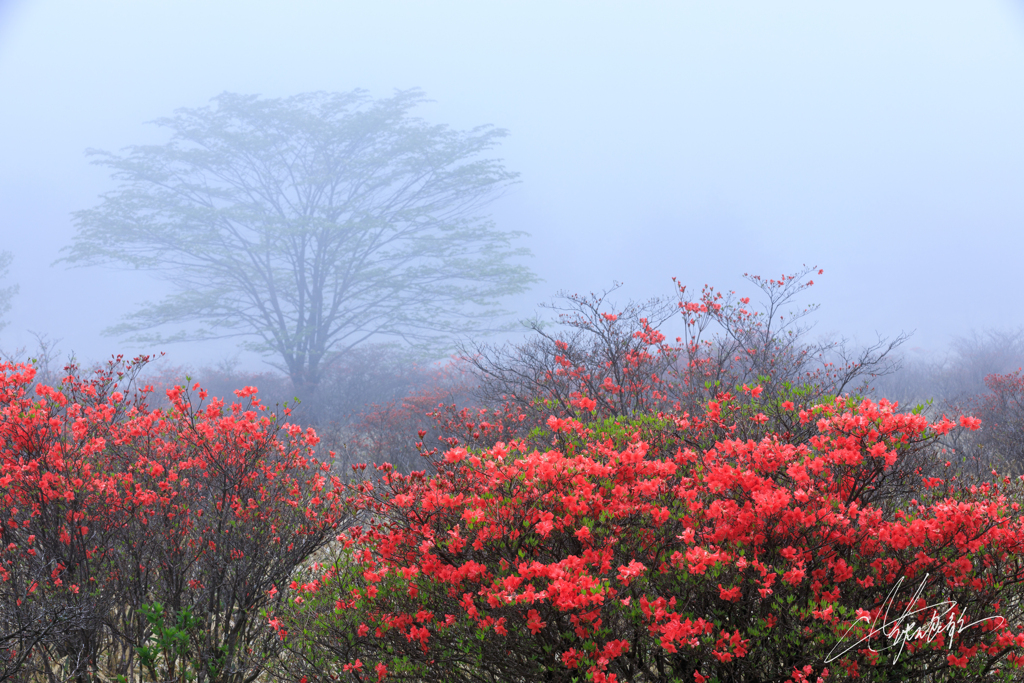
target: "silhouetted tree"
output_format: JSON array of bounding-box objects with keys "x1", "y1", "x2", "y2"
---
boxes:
[{"x1": 62, "y1": 89, "x2": 536, "y2": 392}]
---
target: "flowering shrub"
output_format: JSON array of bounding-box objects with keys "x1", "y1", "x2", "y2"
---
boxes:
[
  {"x1": 274, "y1": 390, "x2": 1024, "y2": 682},
  {"x1": 340, "y1": 357, "x2": 479, "y2": 474},
  {"x1": 461, "y1": 270, "x2": 905, "y2": 451},
  {"x1": 671, "y1": 269, "x2": 905, "y2": 411},
  {"x1": 973, "y1": 370, "x2": 1024, "y2": 473},
  {"x1": 463, "y1": 285, "x2": 679, "y2": 424},
  {"x1": 0, "y1": 357, "x2": 351, "y2": 682}
]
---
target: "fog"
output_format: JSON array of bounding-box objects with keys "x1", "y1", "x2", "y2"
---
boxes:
[{"x1": 2, "y1": 0, "x2": 1024, "y2": 373}]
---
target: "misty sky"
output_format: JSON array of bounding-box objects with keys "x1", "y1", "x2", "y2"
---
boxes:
[{"x1": 1, "y1": 1, "x2": 1023, "y2": 370}]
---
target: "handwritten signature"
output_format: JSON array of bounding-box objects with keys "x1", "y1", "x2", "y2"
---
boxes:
[{"x1": 825, "y1": 573, "x2": 1004, "y2": 665}]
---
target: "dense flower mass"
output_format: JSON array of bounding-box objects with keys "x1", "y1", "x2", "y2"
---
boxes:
[
  {"x1": 5, "y1": 270, "x2": 1024, "y2": 683},
  {"x1": 0, "y1": 357, "x2": 350, "y2": 683},
  {"x1": 276, "y1": 390, "x2": 1024, "y2": 683}
]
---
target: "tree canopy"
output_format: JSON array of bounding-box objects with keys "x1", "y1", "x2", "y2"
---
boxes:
[{"x1": 62, "y1": 89, "x2": 535, "y2": 391}]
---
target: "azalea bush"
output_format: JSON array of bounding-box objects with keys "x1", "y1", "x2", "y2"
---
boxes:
[
  {"x1": 273, "y1": 391, "x2": 1024, "y2": 682},
  {"x1": 669, "y1": 269, "x2": 906, "y2": 411},
  {"x1": 0, "y1": 356, "x2": 351, "y2": 683},
  {"x1": 461, "y1": 269, "x2": 905, "y2": 442},
  {"x1": 969, "y1": 370, "x2": 1024, "y2": 474},
  {"x1": 338, "y1": 358, "x2": 479, "y2": 474},
  {"x1": 462, "y1": 285, "x2": 679, "y2": 423}
]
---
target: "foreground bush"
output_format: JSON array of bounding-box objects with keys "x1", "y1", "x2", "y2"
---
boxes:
[
  {"x1": 274, "y1": 390, "x2": 1024, "y2": 683},
  {"x1": 0, "y1": 357, "x2": 351, "y2": 682}
]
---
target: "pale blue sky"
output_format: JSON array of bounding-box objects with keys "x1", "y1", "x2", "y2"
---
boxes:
[{"x1": 2, "y1": 1, "x2": 1023, "y2": 367}]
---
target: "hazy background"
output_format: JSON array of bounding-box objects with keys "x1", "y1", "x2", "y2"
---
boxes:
[{"x1": 2, "y1": 0, "x2": 1024, "y2": 371}]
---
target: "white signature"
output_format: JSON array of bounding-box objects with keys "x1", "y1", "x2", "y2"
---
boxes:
[{"x1": 825, "y1": 573, "x2": 1004, "y2": 665}]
